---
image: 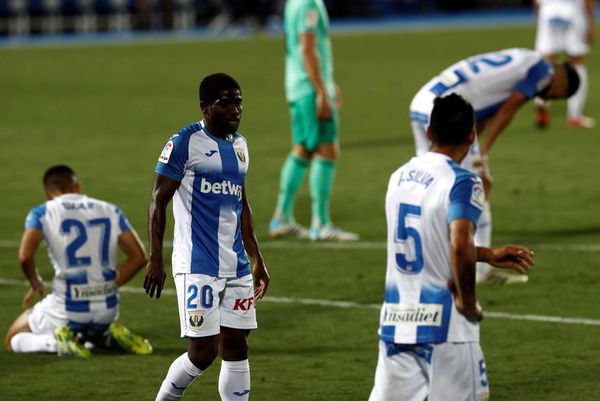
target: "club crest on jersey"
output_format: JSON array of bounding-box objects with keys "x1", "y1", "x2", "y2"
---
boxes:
[
  {"x1": 470, "y1": 181, "x2": 485, "y2": 210},
  {"x1": 188, "y1": 310, "x2": 205, "y2": 328},
  {"x1": 159, "y1": 140, "x2": 174, "y2": 164},
  {"x1": 235, "y1": 148, "x2": 246, "y2": 164}
]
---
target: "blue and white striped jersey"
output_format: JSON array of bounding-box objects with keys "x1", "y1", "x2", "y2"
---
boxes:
[
  {"x1": 379, "y1": 152, "x2": 484, "y2": 344},
  {"x1": 25, "y1": 193, "x2": 131, "y2": 313},
  {"x1": 410, "y1": 48, "x2": 553, "y2": 122},
  {"x1": 155, "y1": 120, "x2": 251, "y2": 278}
]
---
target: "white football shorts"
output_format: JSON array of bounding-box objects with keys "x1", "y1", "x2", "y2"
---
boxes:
[
  {"x1": 28, "y1": 293, "x2": 118, "y2": 334},
  {"x1": 535, "y1": 1, "x2": 589, "y2": 56},
  {"x1": 174, "y1": 273, "x2": 257, "y2": 338},
  {"x1": 369, "y1": 340, "x2": 490, "y2": 401}
]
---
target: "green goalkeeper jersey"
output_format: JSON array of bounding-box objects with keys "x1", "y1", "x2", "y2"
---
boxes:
[{"x1": 284, "y1": 0, "x2": 335, "y2": 102}]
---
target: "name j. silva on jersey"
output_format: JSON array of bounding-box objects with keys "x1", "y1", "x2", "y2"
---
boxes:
[{"x1": 397, "y1": 170, "x2": 435, "y2": 188}]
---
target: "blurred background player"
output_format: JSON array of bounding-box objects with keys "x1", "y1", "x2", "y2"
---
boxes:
[
  {"x1": 409, "y1": 47, "x2": 578, "y2": 284},
  {"x1": 534, "y1": 0, "x2": 595, "y2": 129},
  {"x1": 144, "y1": 73, "x2": 270, "y2": 401},
  {"x1": 5, "y1": 165, "x2": 151, "y2": 357},
  {"x1": 269, "y1": 0, "x2": 359, "y2": 241},
  {"x1": 369, "y1": 94, "x2": 534, "y2": 401}
]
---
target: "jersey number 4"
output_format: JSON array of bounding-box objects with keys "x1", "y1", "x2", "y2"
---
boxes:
[
  {"x1": 61, "y1": 218, "x2": 111, "y2": 268},
  {"x1": 395, "y1": 203, "x2": 424, "y2": 274}
]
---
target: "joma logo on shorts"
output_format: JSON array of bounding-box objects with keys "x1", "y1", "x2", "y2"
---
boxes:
[
  {"x1": 233, "y1": 297, "x2": 254, "y2": 311},
  {"x1": 200, "y1": 177, "x2": 242, "y2": 199}
]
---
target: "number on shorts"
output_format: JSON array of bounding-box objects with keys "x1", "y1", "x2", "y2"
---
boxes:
[{"x1": 187, "y1": 284, "x2": 214, "y2": 309}]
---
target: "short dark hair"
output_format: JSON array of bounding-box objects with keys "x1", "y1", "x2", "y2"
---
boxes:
[
  {"x1": 43, "y1": 165, "x2": 76, "y2": 190},
  {"x1": 198, "y1": 73, "x2": 241, "y2": 104},
  {"x1": 429, "y1": 94, "x2": 475, "y2": 147},
  {"x1": 563, "y1": 62, "x2": 580, "y2": 98}
]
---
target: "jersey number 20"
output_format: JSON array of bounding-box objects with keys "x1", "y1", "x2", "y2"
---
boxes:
[{"x1": 395, "y1": 203, "x2": 424, "y2": 274}]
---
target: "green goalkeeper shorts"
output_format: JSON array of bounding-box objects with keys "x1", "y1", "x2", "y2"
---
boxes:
[{"x1": 289, "y1": 93, "x2": 338, "y2": 152}]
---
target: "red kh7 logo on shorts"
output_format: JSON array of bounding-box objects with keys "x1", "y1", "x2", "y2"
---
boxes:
[{"x1": 233, "y1": 297, "x2": 254, "y2": 311}]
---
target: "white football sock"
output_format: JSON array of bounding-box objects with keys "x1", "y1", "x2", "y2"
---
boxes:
[
  {"x1": 218, "y1": 359, "x2": 251, "y2": 401},
  {"x1": 568, "y1": 64, "x2": 588, "y2": 118},
  {"x1": 10, "y1": 332, "x2": 57, "y2": 353},
  {"x1": 155, "y1": 352, "x2": 203, "y2": 401}
]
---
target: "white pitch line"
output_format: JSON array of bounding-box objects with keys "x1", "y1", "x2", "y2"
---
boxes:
[
  {"x1": 1, "y1": 240, "x2": 600, "y2": 252},
  {"x1": 1, "y1": 277, "x2": 599, "y2": 327}
]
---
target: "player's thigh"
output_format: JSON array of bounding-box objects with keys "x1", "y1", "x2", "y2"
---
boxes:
[
  {"x1": 368, "y1": 341, "x2": 428, "y2": 401},
  {"x1": 28, "y1": 293, "x2": 68, "y2": 335},
  {"x1": 535, "y1": 6, "x2": 567, "y2": 54},
  {"x1": 429, "y1": 342, "x2": 490, "y2": 401},
  {"x1": 220, "y1": 274, "x2": 257, "y2": 331},
  {"x1": 290, "y1": 95, "x2": 338, "y2": 152},
  {"x1": 565, "y1": 12, "x2": 590, "y2": 57},
  {"x1": 5, "y1": 309, "x2": 33, "y2": 350},
  {"x1": 174, "y1": 274, "x2": 226, "y2": 338}
]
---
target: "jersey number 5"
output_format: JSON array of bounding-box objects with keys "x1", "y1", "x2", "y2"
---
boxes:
[{"x1": 395, "y1": 203, "x2": 424, "y2": 274}]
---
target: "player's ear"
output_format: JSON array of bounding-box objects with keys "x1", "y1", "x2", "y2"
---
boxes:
[
  {"x1": 468, "y1": 129, "x2": 476, "y2": 145},
  {"x1": 426, "y1": 127, "x2": 432, "y2": 142}
]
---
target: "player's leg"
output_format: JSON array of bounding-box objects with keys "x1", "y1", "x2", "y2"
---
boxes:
[
  {"x1": 217, "y1": 274, "x2": 257, "y2": 401},
  {"x1": 368, "y1": 341, "x2": 429, "y2": 401},
  {"x1": 566, "y1": 55, "x2": 594, "y2": 128},
  {"x1": 565, "y1": 8, "x2": 594, "y2": 128},
  {"x1": 428, "y1": 342, "x2": 489, "y2": 401},
  {"x1": 155, "y1": 274, "x2": 224, "y2": 401},
  {"x1": 219, "y1": 328, "x2": 251, "y2": 401},
  {"x1": 270, "y1": 99, "x2": 311, "y2": 238},
  {"x1": 7, "y1": 294, "x2": 81, "y2": 355},
  {"x1": 308, "y1": 105, "x2": 358, "y2": 241}
]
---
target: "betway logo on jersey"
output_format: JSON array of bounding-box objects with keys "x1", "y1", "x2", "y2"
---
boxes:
[
  {"x1": 382, "y1": 303, "x2": 443, "y2": 327},
  {"x1": 199, "y1": 177, "x2": 242, "y2": 199}
]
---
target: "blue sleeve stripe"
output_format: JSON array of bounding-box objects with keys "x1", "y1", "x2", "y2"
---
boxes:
[
  {"x1": 24, "y1": 203, "x2": 47, "y2": 230},
  {"x1": 447, "y1": 203, "x2": 482, "y2": 226},
  {"x1": 118, "y1": 211, "x2": 131, "y2": 233},
  {"x1": 513, "y1": 59, "x2": 552, "y2": 98}
]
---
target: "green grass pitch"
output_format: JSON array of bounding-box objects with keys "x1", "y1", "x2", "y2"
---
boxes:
[{"x1": 1, "y1": 25, "x2": 600, "y2": 400}]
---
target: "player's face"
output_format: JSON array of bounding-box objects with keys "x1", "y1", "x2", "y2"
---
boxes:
[
  {"x1": 542, "y1": 68, "x2": 568, "y2": 100},
  {"x1": 204, "y1": 89, "x2": 243, "y2": 136}
]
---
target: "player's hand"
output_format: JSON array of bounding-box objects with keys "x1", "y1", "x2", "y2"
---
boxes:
[
  {"x1": 144, "y1": 259, "x2": 166, "y2": 299},
  {"x1": 484, "y1": 246, "x2": 535, "y2": 274},
  {"x1": 22, "y1": 279, "x2": 44, "y2": 308},
  {"x1": 448, "y1": 279, "x2": 483, "y2": 322},
  {"x1": 253, "y1": 261, "x2": 270, "y2": 301},
  {"x1": 316, "y1": 90, "x2": 332, "y2": 121}
]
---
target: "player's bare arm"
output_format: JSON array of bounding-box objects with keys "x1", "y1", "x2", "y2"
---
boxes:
[
  {"x1": 240, "y1": 187, "x2": 270, "y2": 300},
  {"x1": 449, "y1": 219, "x2": 482, "y2": 322},
  {"x1": 144, "y1": 173, "x2": 179, "y2": 299},
  {"x1": 480, "y1": 91, "x2": 527, "y2": 156},
  {"x1": 477, "y1": 246, "x2": 535, "y2": 274},
  {"x1": 18, "y1": 228, "x2": 45, "y2": 307},
  {"x1": 116, "y1": 228, "x2": 147, "y2": 287},
  {"x1": 300, "y1": 32, "x2": 332, "y2": 121}
]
